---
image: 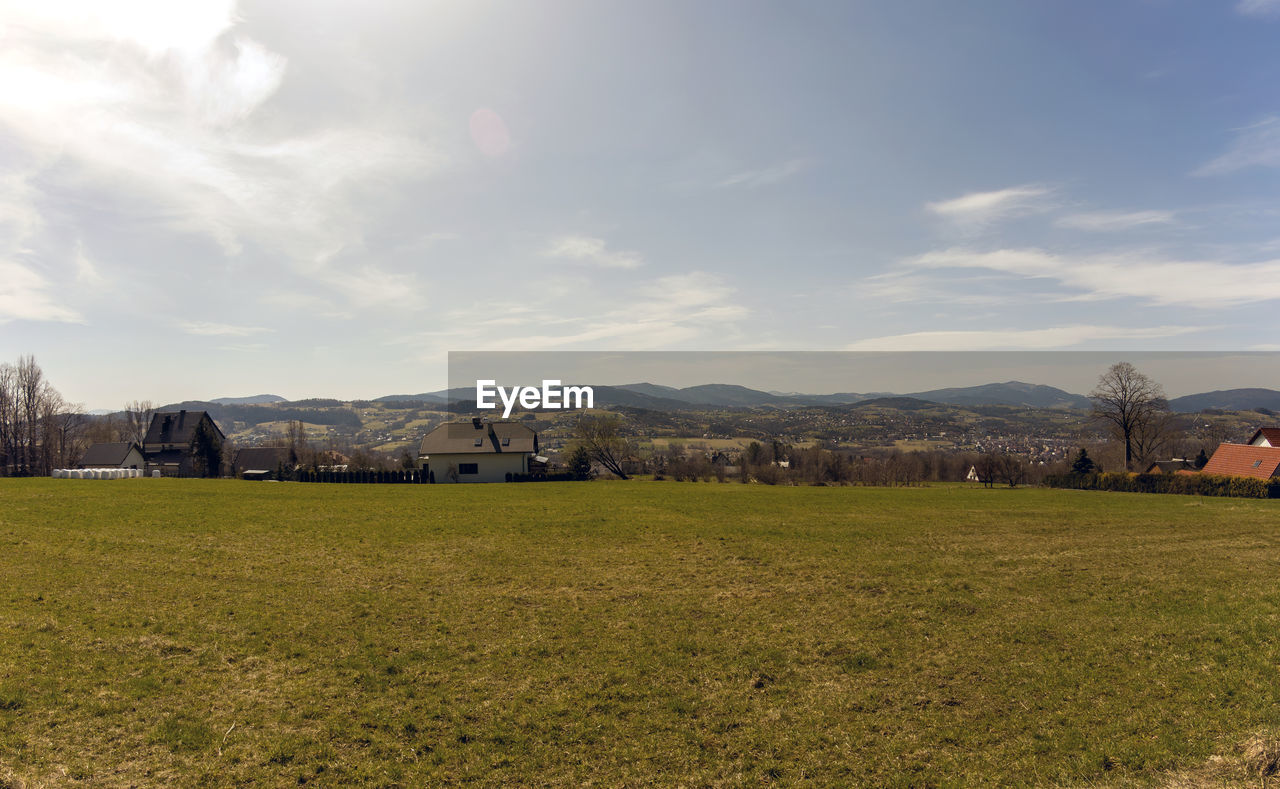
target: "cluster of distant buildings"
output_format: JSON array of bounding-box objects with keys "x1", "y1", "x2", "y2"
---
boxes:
[{"x1": 71, "y1": 411, "x2": 544, "y2": 483}]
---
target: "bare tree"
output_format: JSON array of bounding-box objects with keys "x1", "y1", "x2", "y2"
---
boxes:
[
  {"x1": 124, "y1": 400, "x2": 156, "y2": 445},
  {"x1": 994, "y1": 453, "x2": 1026, "y2": 487},
  {"x1": 0, "y1": 356, "x2": 81, "y2": 475},
  {"x1": 1090, "y1": 362, "x2": 1169, "y2": 471},
  {"x1": 1130, "y1": 410, "x2": 1183, "y2": 469},
  {"x1": 974, "y1": 452, "x2": 999, "y2": 488},
  {"x1": 0, "y1": 363, "x2": 14, "y2": 474},
  {"x1": 570, "y1": 414, "x2": 633, "y2": 479}
]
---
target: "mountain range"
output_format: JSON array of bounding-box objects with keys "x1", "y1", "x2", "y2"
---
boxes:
[{"x1": 350, "y1": 382, "x2": 1280, "y2": 413}]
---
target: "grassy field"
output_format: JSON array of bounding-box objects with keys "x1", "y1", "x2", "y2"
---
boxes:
[{"x1": 1, "y1": 480, "x2": 1279, "y2": 787}]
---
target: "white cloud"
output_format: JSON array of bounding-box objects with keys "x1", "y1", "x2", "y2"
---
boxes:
[
  {"x1": 1195, "y1": 116, "x2": 1280, "y2": 175},
  {"x1": 905, "y1": 247, "x2": 1280, "y2": 307},
  {"x1": 717, "y1": 159, "x2": 809, "y2": 189},
  {"x1": 1054, "y1": 210, "x2": 1177, "y2": 231},
  {"x1": 320, "y1": 265, "x2": 421, "y2": 309},
  {"x1": 543, "y1": 235, "x2": 644, "y2": 269},
  {"x1": 925, "y1": 184, "x2": 1054, "y2": 230},
  {"x1": 0, "y1": 261, "x2": 82, "y2": 324},
  {"x1": 179, "y1": 320, "x2": 271, "y2": 337},
  {"x1": 846, "y1": 324, "x2": 1202, "y2": 351},
  {"x1": 1237, "y1": 0, "x2": 1280, "y2": 17},
  {"x1": 0, "y1": 172, "x2": 81, "y2": 323},
  {"x1": 0, "y1": 1, "x2": 439, "y2": 276},
  {"x1": 415, "y1": 271, "x2": 745, "y2": 352}
]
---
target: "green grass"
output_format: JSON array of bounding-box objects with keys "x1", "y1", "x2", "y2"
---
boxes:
[{"x1": 1, "y1": 479, "x2": 1279, "y2": 786}]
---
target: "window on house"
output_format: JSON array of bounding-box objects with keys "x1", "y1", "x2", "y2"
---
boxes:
[
  {"x1": 458, "y1": 463, "x2": 478, "y2": 475},
  {"x1": 474, "y1": 438, "x2": 483, "y2": 446},
  {"x1": 502, "y1": 437, "x2": 510, "y2": 446},
  {"x1": 1252, "y1": 459, "x2": 1263, "y2": 468}
]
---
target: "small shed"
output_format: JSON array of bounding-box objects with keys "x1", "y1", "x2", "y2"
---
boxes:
[
  {"x1": 233, "y1": 447, "x2": 293, "y2": 479},
  {"x1": 77, "y1": 442, "x2": 145, "y2": 470}
]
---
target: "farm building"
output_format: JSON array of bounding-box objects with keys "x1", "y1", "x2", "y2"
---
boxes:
[
  {"x1": 418, "y1": 419, "x2": 538, "y2": 483},
  {"x1": 77, "y1": 442, "x2": 145, "y2": 470},
  {"x1": 233, "y1": 447, "x2": 293, "y2": 479},
  {"x1": 1199, "y1": 441, "x2": 1280, "y2": 480},
  {"x1": 142, "y1": 410, "x2": 225, "y2": 477}
]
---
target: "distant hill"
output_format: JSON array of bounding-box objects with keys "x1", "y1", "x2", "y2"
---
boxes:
[
  {"x1": 210, "y1": 394, "x2": 287, "y2": 405},
  {"x1": 1168, "y1": 388, "x2": 1280, "y2": 413},
  {"x1": 375, "y1": 392, "x2": 450, "y2": 404},
  {"x1": 612, "y1": 382, "x2": 780, "y2": 407},
  {"x1": 851, "y1": 396, "x2": 940, "y2": 411},
  {"x1": 615, "y1": 382, "x2": 684, "y2": 399},
  {"x1": 158, "y1": 400, "x2": 362, "y2": 429},
  {"x1": 589, "y1": 386, "x2": 703, "y2": 411},
  {"x1": 904, "y1": 381, "x2": 1091, "y2": 410},
  {"x1": 260, "y1": 382, "x2": 1280, "y2": 415},
  {"x1": 671, "y1": 383, "x2": 787, "y2": 407}
]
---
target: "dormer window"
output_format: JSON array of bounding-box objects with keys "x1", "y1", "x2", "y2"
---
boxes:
[
  {"x1": 502, "y1": 437, "x2": 510, "y2": 446},
  {"x1": 473, "y1": 438, "x2": 483, "y2": 446}
]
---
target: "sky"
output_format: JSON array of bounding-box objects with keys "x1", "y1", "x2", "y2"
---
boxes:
[{"x1": 2, "y1": 0, "x2": 1280, "y2": 407}]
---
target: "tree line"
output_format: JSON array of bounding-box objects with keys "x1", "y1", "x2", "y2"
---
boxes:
[{"x1": 0, "y1": 356, "x2": 84, "y2": 476}]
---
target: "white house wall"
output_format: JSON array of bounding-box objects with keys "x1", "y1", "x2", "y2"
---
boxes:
[{"x1": 422, "y1": 452, "x2": 529, "y2": 483}]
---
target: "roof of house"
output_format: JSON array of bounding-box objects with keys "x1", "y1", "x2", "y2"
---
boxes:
[
  {"x1": 233, "y1": 447, "x2": 292, "y2": 472},
  {"x1": 1247, "y1": 427, "x2": 1280, "y2": 446},
  {"x1": 78, "y1": 442, "x2": 141, "y2": 466},
  {"x1": 143, "y1": 410, "x2": 224, "y2": 446},
  {"x1": 1199, "y1": 443, "x2": 1280, "y2": 479},
  {"x1": 418, "y1": 420, "x2": 537, "y2": 456},
  {"x1": 1144, "y1": 460, "x2": 1194, "y2": 474}
]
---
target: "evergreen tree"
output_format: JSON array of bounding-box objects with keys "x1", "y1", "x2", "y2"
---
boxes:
[
  {"x1": 566, "y1": 446, "x2": 593, "y2": 480},
  {"x1": 1070, "y1": 448, "x2": 1096, "y2": 475},
  {"x1": 1194, "y1": 448, "x2": 1208, "y2": 469}
]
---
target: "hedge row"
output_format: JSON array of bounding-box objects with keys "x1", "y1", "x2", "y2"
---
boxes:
[
  {"x1": 506, "y1": 472, "x2": 580, "y2": 482},
  {"x1": 1043, "y1": 472, "x2": 1280, "y2": 499},
  {"x1": 296, "y1": 469, "x2": 429, "y2": 484}
]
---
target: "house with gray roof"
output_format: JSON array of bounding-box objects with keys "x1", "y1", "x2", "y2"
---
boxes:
[
  {"x1": 142, "y1": 410, "x2": 225, "y2": 477},
  {"x1": 77, "y1": 442, "x2": 144, "y2": 470}
]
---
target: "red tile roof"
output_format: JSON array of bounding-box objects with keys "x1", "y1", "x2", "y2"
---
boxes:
[
  {"x1": 1247, "y1": 427, "x2": 1280, "y2": 446},
  {"x1": 1200, "y1": 443, "x2": 1280, "y2": 479}
]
